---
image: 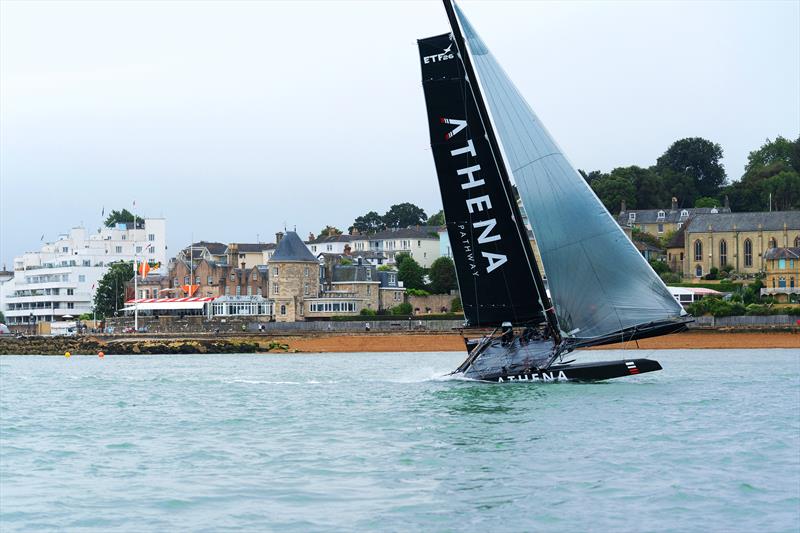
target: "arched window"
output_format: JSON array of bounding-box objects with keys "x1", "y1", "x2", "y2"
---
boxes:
[
  {"x1": 768, "y1": 237, "x2": 777, "y2": 249},
  {"x1": 694, "y1": 240, "x2": 703, "y2": 261},
  {"x1": 794, "y1": 235, "x2": 799, "y2": 247},
  {"x1": 719, "y1": 240, "x2": 727, "y2": 266},
  {"x1": 695, "y1": 264, "x2": 703, "y2": 278},
  {"x1": 744, "y1": 239, "x2": 753, "y2": 267},
  {"x1": 280, "y1": 304, "x2": 287, "y2": 315}
]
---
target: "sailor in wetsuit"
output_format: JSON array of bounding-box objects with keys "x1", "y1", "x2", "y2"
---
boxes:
[{"x1": 501, "y1": 321, "x2": 514, "y2": 346}]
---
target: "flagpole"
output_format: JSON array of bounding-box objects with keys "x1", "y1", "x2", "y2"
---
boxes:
[{"x1": 133, "y1": 202, "x2": 138, "y2": 332}]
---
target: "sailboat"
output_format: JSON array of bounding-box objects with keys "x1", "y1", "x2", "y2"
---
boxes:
[{"x1": 418, "y1": 1, "x2": 692, "y2": 382}]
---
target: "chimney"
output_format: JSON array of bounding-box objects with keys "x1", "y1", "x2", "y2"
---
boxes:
[
  {"x1": 620, "y1": 199, "x2": 626, "y2": 214},
  {"x1": 724, "y1": 195, "x2": 730, "y2": 210},
  {"x1": 671, "y1": 197, "x2": 678, "y2": 211},
  {"x1": 344, "y1": 244, "x2": 352, "y2": 256},
  {"x1": 227, "y1": 243, "x2": 238, "y2": 266},
  {"x1": 276, "y1": 232, "x2": 284, "y2": 244},
  {"x1": 241, "y1": 262, "x2": 246, "y2": 269},
  {"x1": 308, "y1": 232, "x2": 315, "y2": 241}
]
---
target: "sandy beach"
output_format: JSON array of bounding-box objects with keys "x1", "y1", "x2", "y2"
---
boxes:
[{"x1": 274, "y1": 330, "x2": 799, "y2": 353}]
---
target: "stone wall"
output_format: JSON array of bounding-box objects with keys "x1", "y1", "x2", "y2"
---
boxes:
[{"x1": 409, "y1": 294, "x2": 456, "y2": 315}]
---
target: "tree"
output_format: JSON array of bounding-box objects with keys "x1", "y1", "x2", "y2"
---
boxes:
[
  {"x1": 0, "y1": 310, "x2": 5, "y2": 323},
  {"x1": 656, "y1": 137, "x2": 726, "y2": 200},
  {"x1": 390, "y1": 302, "x2": 413, "y2": 315},
  {"x1": 450, "y1": 296, "x2": 463, "y2": 313},
  {"x1": 93, "y1": 261, "x2": 134, "y2": 319},
  {"x1": 383, "y1": 203, "x2": 427, "y2": 229},
  {"x1": 591, "y1": 173, "x2": 636, "y2": 213},
  {"x1": 428, "y1": 256, "x2": 457, "y2": 294},
  {"x1": 725, "y1": 136, "x2": 800, "y2": 212},
  {"x1": 350, "y1": 211, "x2": 385, "y2": 234},
  {"x1": 694, "y1": 196, "x2": 720, "y2": 208},
  {"x1": 579, "y1": 169, "x2": 605, "y2": 186},
  {"x1": 608, "y1": 166, "x2": 668, "y2": 210},
  {"x1": 104, "y1": 209, "x2": 136, "y2": 228},
  {"x1": 657, "y1": 168, "x2": 698, "y2": 208},
  {"x1": 427, "y1": 209, "x2": 446, "y2": 226},
  {"x1": 318, "y1": 226, "x2": 343, "y2": 238},
  {"x1": 395, "y1": 253, "x2": 426, "y2": 290}
]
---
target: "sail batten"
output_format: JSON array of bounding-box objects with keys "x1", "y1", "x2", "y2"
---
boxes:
[{"x1": 451, "y1": 2, "x2": 687, "y2": 342}]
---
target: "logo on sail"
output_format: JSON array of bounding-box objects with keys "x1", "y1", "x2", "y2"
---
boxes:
[
  {"x1": 423, "y1": 43, "x2": 455, "y2": 64},
  {"x1": 440, "y1": 117, "x2": 508, "y2": 275}
]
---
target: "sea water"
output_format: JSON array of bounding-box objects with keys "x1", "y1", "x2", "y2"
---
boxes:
[{"x1": 1, "y1": 349, "x2": 798, "y2": 532}]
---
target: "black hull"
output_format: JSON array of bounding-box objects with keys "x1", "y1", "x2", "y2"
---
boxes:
[{"x1": 458, "y1": 358, "x2": 662, "y2": 383}]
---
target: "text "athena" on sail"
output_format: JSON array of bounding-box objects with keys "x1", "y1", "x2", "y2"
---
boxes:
[{"x1": 441, "y1": 117, "x2": 507, "y2": 274}]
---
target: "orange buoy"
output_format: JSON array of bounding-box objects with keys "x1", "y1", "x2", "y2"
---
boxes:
[{"x1": 98, "y1": 351, "x2": 105, "y2": 358}]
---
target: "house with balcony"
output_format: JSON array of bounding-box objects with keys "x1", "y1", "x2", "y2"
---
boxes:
[{"x1": 349, "y1": 226, "x2": 442, "y2": 267}]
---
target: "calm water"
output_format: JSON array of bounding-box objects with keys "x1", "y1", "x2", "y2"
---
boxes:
[{"x1": 1, "y1": 349, "x2": 799, "y2": 532}]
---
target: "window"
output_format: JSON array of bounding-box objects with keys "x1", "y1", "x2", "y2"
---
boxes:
[
  {"x1": 67, "y1": 303, "x2": 74, "y2": 309},
  {"x1": 366, "y1": 269, "x2": 372, "y2": 281},
  {"x1": 311, "y1": 245, "x2": 317, "y2": 252},
  {"x1": 273, "y1": 283, "x2": 279, "y2": 295},
  {"x1": 122, "y1": 235, "x2": 127, "y2": 240},
  {"x1": 78, "y1": 275, "x2": 86, "y2": 282},
  {"x1": 657, "y1": 210, "x2": 665, "y2": 220},
  {"x1": 417, "y1": 240, "x2": 421, "y2": 246},
  {"x1": 115, "y1": 246, "x2": 122, "y2": 253},
  {"x1": 273, "y1": 266, "x2": 279, "y2": 276},
  {"x1": 82, "y1": 260, "x2": 91, "y2": 267},
  {"x1": 779, "y1": 259, "x2": 786, "y2": 269},
  {"x1": 304, "y1": 267, "x2": 309, "y2": 277},
  {"x1": 791, "y1": 277, "x2": 795, "y2": 289},
  {"x1": 657, "y1": 223, "x2": 664, "y2": 234},
  {"x1": 236, "y1": 286, "x2": 241, "y2": 296},
  {"x1": 304, "y1": 283, "x2": 309, "y2": 296},
  {"x1": 231, "y1": 273, "x2": 235, "y2": 281},
  {"x1": 184, "y1": 276, "x2": 189, "y2": 284},
  {"x1": 695, "y1": 265, "x2": 702, "y2": 278},
  {"x1": 225, "y1": 286, "x2": 230, "y2": 296},
  {"x1": 174, "y1": 278, "x2": 179, "y2": 287},
  {"x1": 680, "y1": 210, "x2": 689, "y2": 218},
  {"x1": 62, "y1": 246, "x2": 69, "y2": 253},
  {"x1": 136, "y1": 246, "x2": 142, "y2": 253},
  {"x1": 719, "y1": 240, "x2": 727, "y2": 266},
  {"x1": 795, "y1": 236, "x2": 800, "y2": 247},
  {"x1": 677, "y1": 222, "x2": 683, "y2": 230},
  {"x1": 394, "y1": 291, "x2": 401, "y2": 302},
  {"x1": 778, "y1": 276, "x2": 786, "y2": 288},
  {"x1": 366, "y1": 285, "x2": 371, "y2": 296},
  {"x1": 208, "y1": 276, "x2": 213, "y2": 285},
  {"x1": 67, "y1": 289, "x2": 74, "y2": 295},
  {"x1": 768, "y1": 237, "x2": 777, "y2": 249},
  {"x1": 252, "y1": 271, "x2": 258, "y2": 281},
  {"x1": 628, "y1": 213, "x2": 636, "y2": 222},
  {"x1": 247, "y1": 286, "x2": 252, "y2": 296},
  {"x1": 148, "y1": 234, "x2": 155, "y2": 241},
  {"x1": 280, "y1": 304, "x2": 287, "y2": 315},
  {"x1": 694, "y1": 240, "x2": 703, "y2": 261},
  {"x1": 744, "y1": 239, "x2": 753, "y2": 267}
]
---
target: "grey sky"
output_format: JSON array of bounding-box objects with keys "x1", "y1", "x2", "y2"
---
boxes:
[{"x1": 2, "y1": 0, "x2": 798, "y2": 268}]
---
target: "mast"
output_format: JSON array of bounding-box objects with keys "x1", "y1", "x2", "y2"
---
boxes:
[{"x1": 441, "y1": 0, "x2": 561, "y2": 344}]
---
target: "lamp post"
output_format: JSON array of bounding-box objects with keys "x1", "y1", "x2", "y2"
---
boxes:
[{"x1": 29, "y1": 312, "x2": 34, "y2": 336}]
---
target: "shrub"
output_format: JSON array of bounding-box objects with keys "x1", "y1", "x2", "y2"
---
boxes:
[
  {"x1": 451, "y1": 296, "x2": 463, "y2": 313},
  {"x1": 704, "y1": 267, "x2": 719, "y2": 280},
  {"x1": 390, "y1": 302, "x2": 413, "y2": 315},
  {"x1": 406, "y1": 288, "x2": 430, "y2": 296},
  {"x1": 359, "y1": 308, "x2": 377, "y2": 316},
  {"x1": 660, "y1": 272, "x2": 681, "y2": 284},
  {"x1": 649, "y1": 260, "x2": 671, "y2": 275}
]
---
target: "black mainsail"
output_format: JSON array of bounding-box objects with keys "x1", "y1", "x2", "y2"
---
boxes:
[{"x1": 418, "y1": 33, "x2": 554, "y2": 330}]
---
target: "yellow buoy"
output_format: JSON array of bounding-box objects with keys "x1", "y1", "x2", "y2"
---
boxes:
[{"x1": 64, "y1": 351, "x2": 71, "y2": 358}]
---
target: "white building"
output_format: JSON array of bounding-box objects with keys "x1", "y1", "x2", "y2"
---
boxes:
[
  {"x1": 4, "y1": 218, "x2": 167, "y2": 325},
  {"x1": 349, "y1": 227, "x2": 442, "y2": 267}
]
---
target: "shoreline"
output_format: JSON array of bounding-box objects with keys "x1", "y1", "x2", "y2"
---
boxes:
[{"x1": 1, "y1": 330, "x2": 797, "y2": 355}]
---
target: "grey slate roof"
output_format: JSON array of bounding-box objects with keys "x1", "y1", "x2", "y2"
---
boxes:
[
  {"x1": 269, "y1": 231, "x2": 318, "y2": 262},
  {"x1": 764, "y1": 247, "x2": 800, "y2": 260},
  {"x1": 367, "y1": 226, "x2": 443, "y2": 240},
  {"x1": 233, "y1": 243, "x2": 276, "y2": 253},
  {"x1": 185, "y1": 241, "x2": 228, "y2": 255},
  {"x1": 686, "y1": 211, "x2": 800, "y2": 233},
  {"x1": 307, "y1": 234, "x2": 353, "y2": 244},
  {"x1": 617, "y1": 207, "x2": 730, "y2": 225},
  {"x1": 332, "y1": 264, "x2": 378, "y2": 282}
]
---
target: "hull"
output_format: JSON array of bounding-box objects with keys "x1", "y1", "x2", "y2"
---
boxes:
[{"x1": 455, "y1": 336, "x2": 661, "y2": 382}]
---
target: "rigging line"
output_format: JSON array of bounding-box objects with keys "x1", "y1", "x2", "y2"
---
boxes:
[{"x1": 511, "y1": 152, "x2": 562, "y2": 174}]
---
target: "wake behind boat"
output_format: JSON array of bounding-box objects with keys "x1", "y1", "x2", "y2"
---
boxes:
[{"x1": 418, "y1": 1, "x2": 692, "y2": 382}]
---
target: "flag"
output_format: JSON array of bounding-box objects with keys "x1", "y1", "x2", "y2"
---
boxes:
[
  {"x1": 138, "y1": 262, "x2": 151, "y2": 277},
  {"x1": 181, "y1": 284, "x2": 199, "y2": 296},
  {"x1": 40, "y1": 234, "x2": 44, "y2": 241},
  {"x1": 101, "y1": 206, "x2": 105, "y2": 217}
]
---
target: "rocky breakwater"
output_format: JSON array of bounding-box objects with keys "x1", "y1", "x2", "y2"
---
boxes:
[{"x1": 0, "y1": 336, "x2": 292, "y2": 355}]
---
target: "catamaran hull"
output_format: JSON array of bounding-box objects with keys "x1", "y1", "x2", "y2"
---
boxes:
[
  {"x1": 474, "y1": 358, "x2": 663, "y2": 383},
  {"x1": 455, "y1": 337, "x2": 662, "y2": 382}
]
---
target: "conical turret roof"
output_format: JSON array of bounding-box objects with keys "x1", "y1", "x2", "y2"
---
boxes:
[{"x1": 269, "y1": 231, "x2": 318, "y2": 262}]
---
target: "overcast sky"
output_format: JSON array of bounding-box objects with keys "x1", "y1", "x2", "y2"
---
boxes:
[{"x1": 1, "y1": 0, "x2": 798, "y2": 267}]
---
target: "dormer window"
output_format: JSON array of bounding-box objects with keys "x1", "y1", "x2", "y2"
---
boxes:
[
  {"x1": 657, "y1": 210, "x2": 665, "y2": 220},
  {"x1": 680, "y1": 209, "x2": 689, "y2": 219},
  {"x1": 628, "y1": 213, "x2": 636, "y2": 222},
  {"x1": 710, "y1": 207, "x2": 718, "y2": 214}
]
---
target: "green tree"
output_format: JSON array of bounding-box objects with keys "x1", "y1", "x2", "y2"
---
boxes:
[
  {"x1": 0, "y1": 310, "x2": 5, "y2": 323},
  {"x1": 426, "y1": 209, "x2": 446, "y2": 226},
  {"x1": 608, "y1": 166, "x2": 667, "y2": 210},
  {"x1": 657, "y1": 168, "x2": 699, "y2": 207},
  {"x1": 350, "y1": 211, "x2": 385, "y2": 234},
  {"x1": 725, "y1": 136, "x2": 800, "y2": 211},
  {"x1": 450, "y1": 296, "x2": 463, "y2": 313},
  {"x1": 395, "y1": 253, "x2": 426, "y2": 291},
  {"x1": 694, "y1": 196, "x2": 720, "y2": 208},
  {"x1": 390, "y1": 302, "x2": 413, "y2": 315},
  {"x1": 428, "y1": 256, "x2": 457, "y2": 294},
  {"x1": 383, "y1": 203, "x2": 427, "y2": 229},
  {"x1": 579, "y1": 169, "x2": 605, "y2": 186},
  {"x1": 656, "y1": 137, "x2": 726, "y2": 200},
  {"x1": 93, "y1": 261, "x2": 134, "y2": 319},
  {"x1": 591, "y1": 173, "x2": 636, "y2": 213},
  {"x1": 104, "y1": 209, "x2": 136, "y2": 228},
  {"x1": 318, "y1": 226, "x2": 343, "y2": 237}
]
